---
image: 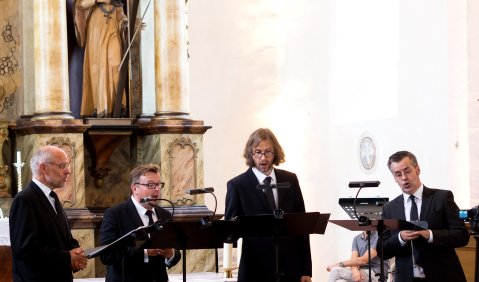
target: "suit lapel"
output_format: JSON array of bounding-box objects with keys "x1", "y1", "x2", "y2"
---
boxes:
[
  {"x1": 31, "y1": 184, "x2": 70, "y2": 245},
  {"x1": 275, "y1": 169, "x2": 286, "y2": 209},
  {"x1": 246, "y1": 168, "x2": 272, "y2": 211},
  {"x1": 420, "y1": 186, "x2": 433, "y2": 221},
  {"x1": 391, "y1": 195, "x2": 407, "y2": 220},
  {"x1": 127, "y1": 198, "x2": 145, "y2": 228}
]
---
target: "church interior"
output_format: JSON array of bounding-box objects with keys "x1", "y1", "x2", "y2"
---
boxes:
[{"x1": 0, "y1": 0, "x2": 478, "y2": 281}]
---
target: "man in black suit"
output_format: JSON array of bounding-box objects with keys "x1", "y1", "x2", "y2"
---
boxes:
[
  {"x1": 225, "y1": 128, "x2": 312, "y2": 282},
  {"x1": 378, "y1": 151, "x2": 469, "y2": 282},
  {"x1": 9, "y1": 145, "x2": 87, "y2": 282},
  {"x1": 100, "y1": 163, "x2": 181, "y2": 282}
]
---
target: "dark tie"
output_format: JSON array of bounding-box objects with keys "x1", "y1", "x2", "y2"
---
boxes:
[
  {"x1": 50, "y1": 191, "x2": 62, "y2": 214},
  {"x1": 410, "y1": 195, "x2": 419, "y2": 221},
  {"x1": 50, "y1": 191, "x2": 69, "y2": 231},
  {"x1": 145, "y1": 210, "x2": 154, "y2": 225},
  {"x1": 263, "y1": 176, "x2": 276, "y2": 210}
]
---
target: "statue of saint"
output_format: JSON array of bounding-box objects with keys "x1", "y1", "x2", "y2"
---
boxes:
[{"x1": 73, "y1": 0, "x2": 128, "y2": 118}]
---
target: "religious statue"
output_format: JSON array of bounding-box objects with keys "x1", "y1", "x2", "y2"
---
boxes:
[{"x1": 73, "y1": 0, "x2": 129, "y2": 118}]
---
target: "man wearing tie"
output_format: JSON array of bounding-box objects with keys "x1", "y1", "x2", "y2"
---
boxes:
[
  {"x1": 9, "y1": 145, "x2": 87, "y2": 282},
  {"x1": 378, "y1": 151, "x2": 469, "y2": 282},
  {"x1": 100, "y1": 163, "x2": 181, "y2": 282},
  {"x1": 225, "y1": 128, "x2": 312, "y2": 282}
]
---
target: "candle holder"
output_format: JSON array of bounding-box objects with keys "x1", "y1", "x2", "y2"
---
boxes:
[
  {"x1": 223, "y1": 266, "x2": 237, "y2": 278},
  {"x1": 13, "y1": 160, "x2": 25, "y2": 193}
]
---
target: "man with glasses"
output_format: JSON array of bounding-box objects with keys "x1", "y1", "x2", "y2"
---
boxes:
[
  {"x1": 9, "y1": 145, "x2": 88, "y2": 281},
  {"x1": 225, "y1": 128, "x2": 312, "y2": 282},
  {"x1": 378, "y1": 151, "x2": 469, "y2": 282},
  {"x1": 100, "y1": 163, "x2": 181, "y2": 282}
]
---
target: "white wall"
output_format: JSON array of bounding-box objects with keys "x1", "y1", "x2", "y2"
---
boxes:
[{"x1": 186, "y1": 0, "x2": 474, "y2": 280}]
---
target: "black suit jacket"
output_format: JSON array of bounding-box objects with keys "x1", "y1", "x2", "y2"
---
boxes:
[
  {"x1": 100, "y1": 198, "x2": 181, "y2": 282},
  {"x1": 378, "y1": 186, "x2": 469, "y2": 282},
  {"x1": 225, "y1": 168, "x2": 312, "y2": 282},
  {"x1": 9, "y1": 181, "x2": 79, "y2": 282}
]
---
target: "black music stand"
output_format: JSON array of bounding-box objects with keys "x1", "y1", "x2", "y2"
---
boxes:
[
  {"x1": 329, "y1": 219, "x2": 428, "y2": 282},
  {"x1": 141, "y1": 220, "x2": 236, "y2": 282},
  {"x1": 339, "y1": 197, "x2": 389, "y2": 220},
  {"x1": 232, "y1": 212, "x2": 330, "y2": 282}
]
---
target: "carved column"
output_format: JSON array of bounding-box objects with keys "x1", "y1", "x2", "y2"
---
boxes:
[
  {"x1": 32, "y1": 0, "x2": 73, "y2": 120},
  {"x1": 0, "y1": 122, "x2": 11, "y2": 198},
  {"x1": 154, "y1": 0, "x2": 190, "y2": 119}
]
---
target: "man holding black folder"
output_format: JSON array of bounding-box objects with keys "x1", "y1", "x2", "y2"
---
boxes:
[{"x1": 378, "y1": 151, "x2": 469, "y2": 282}]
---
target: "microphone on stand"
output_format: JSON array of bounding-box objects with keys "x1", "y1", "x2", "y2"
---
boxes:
[
  {"x1": 186, "y1": 187, "x2": 217, "y2": 226},
  {"x1": 256, "y1": 182, "x2": 291, "y2": 190},
  {"x1": 140, "y1": 197, "x2": 157, "y2": 203},
  {"x1": 186, "y1": 187, "x2": 214, "y2": 195},
  {"x1": 138, "y1": 198, "x2": 175, "y2": 225}
]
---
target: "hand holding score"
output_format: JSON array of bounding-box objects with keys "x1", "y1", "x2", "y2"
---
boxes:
[
  {"x1": 147, "y1": 248, "x2": 174, "y2": 258},
  {"x1": 400, "y1": 229, "x2": 430, "y2": 241}
]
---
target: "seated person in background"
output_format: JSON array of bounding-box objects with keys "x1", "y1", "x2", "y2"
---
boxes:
[{"x1": 327, "y1": 231, "x2": 389, "y2": 282}]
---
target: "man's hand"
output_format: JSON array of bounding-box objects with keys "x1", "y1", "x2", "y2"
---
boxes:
[
  {"x1": 400, "y1": 229, "x2": 430, "y2": 241},
  {"x1": 147, "y1": 248, "x2": 174, "y2": 258},
  {"x1": 300, "y1": 275, "x2": 312, "y2": 282},
  {"x1": 351, "y1": 267, "x2": 363, "y2": 282},
  {"x1": 70, "y1": 247, "x2": 87, "y2": 272}
]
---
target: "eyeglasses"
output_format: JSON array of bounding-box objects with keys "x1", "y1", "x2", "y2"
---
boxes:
[
  {"x1": 44, "y1": 162, "x2": 71, "y2": 170},
  {"x1": 393, "y1": 168, "x2": 413, "y2": 178},
  {"x1": 136, "y1": 182, "x2": 165, "y2": 190},
  {"x1": 252, "y1": 151, "x2": 274, "y2": 159}
]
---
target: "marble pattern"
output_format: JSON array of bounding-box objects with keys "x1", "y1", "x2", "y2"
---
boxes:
[
  {"x1": 154, "y1": 0, "x2": 190, "y2": 116},
  {"x1": 33, "y1": 0, "x2": 72, "y2": 119}
]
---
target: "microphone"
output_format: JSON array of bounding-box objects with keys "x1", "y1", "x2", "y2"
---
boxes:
[
  {"x1": 348, "y1": 181, "x2": 380, "y2": 188},
  {"x1": 139, "y1": 197, "x2": 159, "y2": 203},
  {"x1": 256, "y1": 182, "x2": 291, "y2": 190},
  {"x1": 186, "y1": 187, "x2": 214, "y2": 195},
  {"x1": 130, "y1": 223, "x2": 163, "y2": 239}
]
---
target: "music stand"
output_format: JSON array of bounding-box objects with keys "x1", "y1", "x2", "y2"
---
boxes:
[
  {"x1": 339, "y1": 197, "x2": 389, "y2": 220},
  {"x1": 141, "y1": 220, "x2": 236, "y2": 282},
  {"x1": 329, "y1": 219, "x2": 428, "y2": 282},
  {"x1": 232, "y1": 212, "x2": 330, "y2": 282}
]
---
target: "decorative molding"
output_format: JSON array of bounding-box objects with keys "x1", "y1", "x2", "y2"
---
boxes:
[{"x1": 167, "y1": 136, "x2": 199, "y2": 205}]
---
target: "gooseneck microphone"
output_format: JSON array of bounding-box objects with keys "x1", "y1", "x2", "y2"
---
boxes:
[
  {"x1": 256, "y1": 182, "x2": 291, "y2": 190},
  {"x1": 186, "y1": 187, "x2": 214, "y2": 195},
  {"x1": 138, "y1": 198, "x2": 175, "y2": 225},
  {"x1": 139, "y1": 197, "x2": 160, "y2": 203},
  {"x1": 186, "y1": 187, "x2": 217, "y2": 226}
]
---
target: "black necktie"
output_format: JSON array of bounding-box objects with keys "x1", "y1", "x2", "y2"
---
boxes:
[
  {"x1": 145, "y1": 210, "x2": 154, "y2": 225},
  {"x1": 263, "y1": 176, "x2": 276, "y2": 210},
  {"x1": 50, "y1": 191, "x2": 61, "y2": 214},
  {"x1": 410, "y1": 195, "x2": 419, "y2": 221},
  {"x1": 50, "y1": 191, "x2": 68, "y2": 231}
]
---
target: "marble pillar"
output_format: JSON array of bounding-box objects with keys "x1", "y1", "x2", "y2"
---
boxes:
[
  {"x1": 32, "y1": 0, "x2": 73, "y2": 120},
  {"x1": 154, "y1": 0, "x2": 190, "y2": 119}
]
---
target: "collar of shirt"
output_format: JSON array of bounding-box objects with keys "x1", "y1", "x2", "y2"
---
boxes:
[
  {"x1": 402, "y1": 184, "x2": 424, "y2": 220},
  {"x1": 252, "y1": 167, "x2": 277, "y2": 184},
  {"x1": 32, "y1": 178, "x2": 56, "y2": 206},
  {"x1": 402, "y1": 185, "x2": 424, "y2": 203},
  {"x1": 131, "y1": 195, "x2": 157, "y2": 226}
]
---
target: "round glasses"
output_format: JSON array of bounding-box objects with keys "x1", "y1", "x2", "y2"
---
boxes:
[{"x1": 252, "y1": 151, "x2": 274, "y2": 159}]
